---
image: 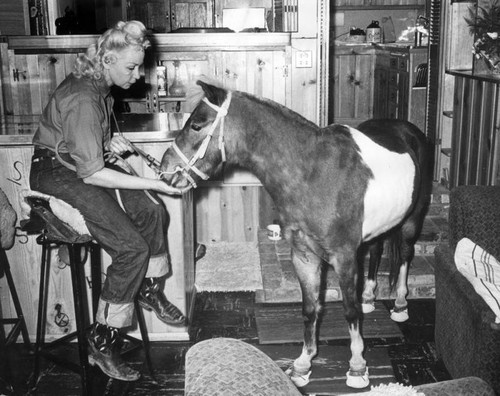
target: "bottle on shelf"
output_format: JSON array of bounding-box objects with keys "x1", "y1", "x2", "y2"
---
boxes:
[
  {"x1": 168, "y1": 60, "x2": 186, "y2": 97},
  {"x1": 366, "y1": 20, "x2": 381, "y2": 44}
]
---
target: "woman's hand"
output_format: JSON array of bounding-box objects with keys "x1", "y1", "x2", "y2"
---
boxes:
[
  {"x1": 107, "y1": 135, "x2": 132, "y2": 156},
  {"x1": 154, "y1": 180, "x2": 191, "y2": 196}
]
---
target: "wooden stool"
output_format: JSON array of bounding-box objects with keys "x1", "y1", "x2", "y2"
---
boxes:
[
  {"x1": 23, "y1": 195, "x2": 153, "y2": 395},
  {"x1": 0, "y1": 247, "x2": 31, "y2": 348}
]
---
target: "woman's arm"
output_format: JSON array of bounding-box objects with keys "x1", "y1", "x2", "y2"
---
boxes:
[
  {"x1": 82, "y1": 135, "x2": 188, "y2": 195},
  {"x1": 83, "y1": 167, "x2": 187, "y2": 195}
]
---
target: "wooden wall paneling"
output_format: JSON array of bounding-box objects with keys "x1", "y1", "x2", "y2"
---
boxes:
[
  {"x1": 0, "y1": 44, "x2": 7, "y2": 126},
  {"x1": 450, "y1": 76, "x2": 465, "y2": 187},
  {"x1": 478, "y1": 83, "x2": 497, "y2": 185},
  {"x1": 467, "y1": 80, "x2": 483, "y2": 185},
  {"x1": 450, "y1": 76, "x2": 500, "y2": 187},
  {"x1": 195, "y1": 187, "x2": 222, "y2": 243},
  {"x1": 271, "y1": 50, "x2": 289, "y2": 106},
  {"x1": 27, "y1": 55, "x2": 43, "y2": 115},
  {"x1": 220, "y1": 50, "x2": 248, "y2": 92},
  {"x1": 195, "y1": 185, "x2": 259, "y2": 243},
  {"x1": 0, "y1": 145, "x2": 81, "y2": 341},
  {"x1": 447, "y1": 2, "x2": 474, "y2": 70}
]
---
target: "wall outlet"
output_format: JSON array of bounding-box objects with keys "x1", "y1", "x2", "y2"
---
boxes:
[{"x1": 295, "y1": 50, "x2": 312, "y2": 68}]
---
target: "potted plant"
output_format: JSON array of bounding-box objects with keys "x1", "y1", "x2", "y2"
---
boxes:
[{"x1": 465, "y1": 0, "x2": 500, "y2": 74}]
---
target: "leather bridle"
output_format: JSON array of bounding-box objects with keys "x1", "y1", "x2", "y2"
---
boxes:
[{"x1": 160, "y1": 92, "x2": 232, "y2": 188}]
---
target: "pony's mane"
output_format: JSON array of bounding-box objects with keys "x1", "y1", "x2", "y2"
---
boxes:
[
  {"x1": 186, "y1": 79, "x2": 319, "y2": 132},
  {"x1": 239, "y1": 91, "x2": 319, "y2": 130}
]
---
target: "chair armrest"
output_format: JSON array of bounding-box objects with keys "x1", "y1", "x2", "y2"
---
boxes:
[
  {"x1": 434, "y1": 244, "x2": 497, "y2": 326},
  {"x1": 449, "y1": 186, "x2": 500, "y2": 258}
]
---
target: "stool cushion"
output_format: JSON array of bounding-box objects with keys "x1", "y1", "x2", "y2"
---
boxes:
[
  {"x1": 185, "y1": 338, "x2": 302, "y2": 396},
  {"x1": 20, "y1": 190, "x2": 92, "y2": 243}
]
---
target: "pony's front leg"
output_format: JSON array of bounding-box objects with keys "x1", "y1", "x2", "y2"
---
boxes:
[
  {"x1": 390, "y1": 261, "x2": 409, "y2": 322},
  {"x1": 286, "y1": 245, "x2": 322, "y2": 388},
  {"x1": 333, "y1": 252, "x2": 370, "y2": 389}
]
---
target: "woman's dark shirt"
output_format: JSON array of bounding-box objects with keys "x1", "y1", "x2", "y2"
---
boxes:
[{"x1": 32, "y1": 73, "x2": 114, "y2": 178}]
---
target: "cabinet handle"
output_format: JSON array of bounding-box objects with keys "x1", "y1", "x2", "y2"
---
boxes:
[{"x1": 348, "y1": 74, "x2": 361, "y2": 86}]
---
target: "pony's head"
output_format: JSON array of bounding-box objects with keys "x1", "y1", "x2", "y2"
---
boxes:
[{"x1": 160, "y1": 80, "x2": 231, "y2": 189}]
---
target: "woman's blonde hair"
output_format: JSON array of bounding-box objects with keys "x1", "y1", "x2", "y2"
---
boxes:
[{"x1": 74, "y1": 20, "x2": 151, "y2": 80}]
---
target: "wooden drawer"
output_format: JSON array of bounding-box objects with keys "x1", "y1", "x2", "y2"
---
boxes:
[
  {"x1": 398, "y1": 57, "x2": 408, "y2": 72},
  {"x1": 388, "y1": 70, "x2": 399, "y2": 86},
  {"x1": 389, "y1": 56, "x2": 398, "y2": 69}
]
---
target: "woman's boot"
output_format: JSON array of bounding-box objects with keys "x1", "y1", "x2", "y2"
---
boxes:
[
  {"x1": 87, "y1": 322, "x2": 140, "y2": 381},
  {"x1": 138, "y1": 277, "x2": 186, "y2": 325}
]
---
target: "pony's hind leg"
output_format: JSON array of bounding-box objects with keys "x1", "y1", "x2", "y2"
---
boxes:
[
  {"x1": 361, "y1": 240, "x2": 383, "y2": 314},
  {"x1": 286, "y1": 238, "x2": 323, "y2": 388},
  {"x1": 389, "y1": 218, "x2": 422, "y2": 322}
]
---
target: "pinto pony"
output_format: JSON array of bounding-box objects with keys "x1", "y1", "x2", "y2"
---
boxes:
[{"x1": 160, "y1": 81, "x2": 432, "y2": 389}]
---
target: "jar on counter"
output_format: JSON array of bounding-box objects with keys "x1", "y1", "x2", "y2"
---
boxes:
[{"x1": 366, "y1": 20, "x2": 381, "y2": 43}]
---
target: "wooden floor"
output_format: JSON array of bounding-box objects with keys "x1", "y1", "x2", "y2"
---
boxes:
[{"x1": 1, "y1": 292, "x2": 451, "y2": 395}]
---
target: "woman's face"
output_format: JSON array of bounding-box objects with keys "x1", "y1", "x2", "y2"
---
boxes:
[{"x1": 104, "y1": 47, "x2": 144, "y2": 89}]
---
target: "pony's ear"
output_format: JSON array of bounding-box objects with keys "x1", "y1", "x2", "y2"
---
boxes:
[{"x1": 196, "y1": 80, "x2": 227, "y2": 106}]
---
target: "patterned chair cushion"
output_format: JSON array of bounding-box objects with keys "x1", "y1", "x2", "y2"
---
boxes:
[{"x1": 185, "y1": 337, "x2": 302, "y2": 396}]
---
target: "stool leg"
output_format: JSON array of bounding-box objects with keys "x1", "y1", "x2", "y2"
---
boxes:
[
  {"x1": 135, "y1": 300, "x2": 155, "y2": 379},
  {"x1": 89, "y1": 243, "x2": 101, "y2": 318},
  {"x1": 31, "y1": 237, "x2": 51, "y2": 391},
  {"x1": 69, "y1": 244, "x2": 91, "y2": 396},
  {"x1": 0, "y1": 248, "x2": 31, "y2": 348}
]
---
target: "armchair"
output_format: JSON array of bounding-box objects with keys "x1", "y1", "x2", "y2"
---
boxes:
[{"x1": 434, "y1": 185, "x2": 500, "y2": 394}]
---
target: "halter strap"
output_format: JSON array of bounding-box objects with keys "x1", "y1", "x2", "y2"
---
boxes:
[{"x1": 167, "y1": 92, "x2": 232, "y2": 188}]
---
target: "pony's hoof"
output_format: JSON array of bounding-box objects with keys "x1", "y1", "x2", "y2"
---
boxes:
[
  {"x1": 362, "y1": 302, "x2": 375, "y2": 314},
  {"x1": 390, "y1": 307, "x2": 409, "y2": 322},
  {"x1": 285, "y1": 366, "x2": 311, "y2": 387},
  {"x1": 346, "y1": 367, "x2": 369, "y2": 389}
]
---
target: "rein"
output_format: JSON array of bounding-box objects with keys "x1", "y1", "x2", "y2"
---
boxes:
[{"x1": 164, "y1": 92, "x2": 232, "y2": 188}]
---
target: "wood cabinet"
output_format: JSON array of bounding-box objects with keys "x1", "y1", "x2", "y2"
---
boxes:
[
  {"x1": 0, "y1": 45, "x2": 79, "y2": 123},
  {"x1": 329, "y1": 47, "x2": 376, "y2": 127},
  {"x1": 374, "y1": 47, "x2": 428, "y2": 132},
  {"x1": 128, "y1": 0, "x2": 213, "y2": 33},
  {"x1": 0, "y1": 133, "x2": 195, "y2": 341},
  {"x1": 0, "y1": 1, "x2": 30, "y2": 36}
]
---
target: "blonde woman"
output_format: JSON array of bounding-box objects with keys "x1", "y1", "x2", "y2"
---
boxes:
[{"x1": 30, "y1": 21, "x2": 186, "y2": 381}]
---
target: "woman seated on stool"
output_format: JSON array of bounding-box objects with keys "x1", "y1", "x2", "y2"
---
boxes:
[{"x1": 29, "y1": 20, "x2": 187, "y2": 381}]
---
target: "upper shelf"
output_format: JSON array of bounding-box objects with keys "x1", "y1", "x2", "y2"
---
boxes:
[
  {"x1": 1, "y1": 33, "x2": 291, "y2": 52},
  {"x1": 333, "y1": 5, "x2": 425, "y2": 11}
]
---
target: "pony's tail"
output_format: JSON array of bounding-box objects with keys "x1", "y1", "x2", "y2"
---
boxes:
[{"x1": 386, "y1": 229, "x2": 403, "y2": 289}]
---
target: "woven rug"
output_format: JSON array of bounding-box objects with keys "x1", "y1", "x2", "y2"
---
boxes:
[{"x1": 195, "y1": 241, "x2": 263, "y2": 292}]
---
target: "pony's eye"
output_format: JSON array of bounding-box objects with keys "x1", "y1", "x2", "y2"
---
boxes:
[{"x1": 191, "y1": 124, "x2": 202, "y2": 131}]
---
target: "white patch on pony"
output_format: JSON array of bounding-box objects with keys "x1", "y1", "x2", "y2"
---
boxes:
[{"x1": 348, "y1": 127, "x2": 415, "y2": 241}]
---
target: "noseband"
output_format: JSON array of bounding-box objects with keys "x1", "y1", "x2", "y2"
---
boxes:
[{"x1": 162, "y1": 92, "x2": 232, "y2": 188}]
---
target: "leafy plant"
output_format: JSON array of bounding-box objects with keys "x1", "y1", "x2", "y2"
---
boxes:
[
  {"x1": 465, "y1": 1, "x2": 500, "y2": 72},
  {"x1": 465, "y1": 0, "x2": 500, "y2": 37}
]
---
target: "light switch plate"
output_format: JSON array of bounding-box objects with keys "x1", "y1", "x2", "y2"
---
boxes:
[{"x1": 295, "y1": 50, "x2": 312, "y2": 68}]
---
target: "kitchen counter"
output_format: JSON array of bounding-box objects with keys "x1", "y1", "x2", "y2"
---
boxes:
[
  {"x1": 0, "y1": 113, "x2": 184, "y2": 145},
  {"x1": 334, "y1": 40, "x2": 428, "y2": 51}
]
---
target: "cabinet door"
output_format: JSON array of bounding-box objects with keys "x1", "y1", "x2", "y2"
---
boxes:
[
  {"x1": 172, "y1": 0, "x2": 213, "y2": 29},
  {"x1": 333, "y1": 53, "x2": 374, "y2": 127},
  {"x1": 6, "y1": 52, "x2": 77, "y2": 118},
  {"x1": 373, "y1": 66, "x2": 388, "y2": 119},
  {"x1": 128, "y1": 0, "x2": 172, "y2": 33}
]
